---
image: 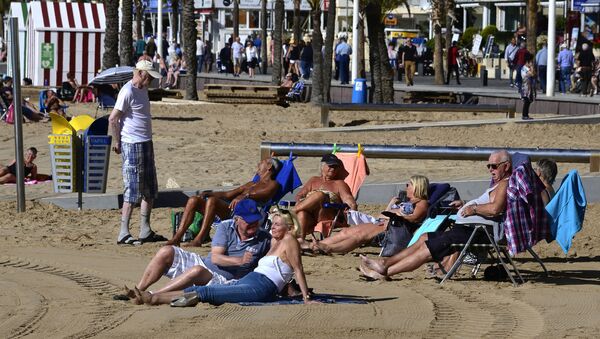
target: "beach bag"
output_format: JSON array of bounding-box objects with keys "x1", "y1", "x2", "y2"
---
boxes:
[
  {"x1": 379, "y1": 216, "x2": 415, "y2": 257},
  {"x1": 4, "y1": 103, "x2": 14, "y2": 124},
  {"x1": 171, "y1": 211, "x2": 203, "y2": 242}
]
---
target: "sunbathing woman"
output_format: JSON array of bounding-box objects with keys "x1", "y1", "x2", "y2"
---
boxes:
[
  {"x1": 0, "y1": 147, "x2": 38, "y2": 184},
  {"x1": 131, "y1": 211, "x2": 317, "y2": 306},
  {"x1": 310, "y1": 175, "x2": 430, "y2": 255},
  {"x1": 534, "y1": 158, "x2": 557, "y2": 206},
  {"x1": 165, "y1": 157, "x2": 282, "y2": 247},
  {"x1": 294, "y1": 154, "x2": 357, "y2": 241}
]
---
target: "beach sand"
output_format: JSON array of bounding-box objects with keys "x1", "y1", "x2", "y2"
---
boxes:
[{"x1": 1, "y1": 101, "x2": 599, "y2": 338}]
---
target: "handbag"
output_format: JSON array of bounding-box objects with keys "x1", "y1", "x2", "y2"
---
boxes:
[{"x1": 379, "y1": 215, "x2": 414, "y2": 257}]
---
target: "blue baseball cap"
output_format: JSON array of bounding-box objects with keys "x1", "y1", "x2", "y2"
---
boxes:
[{"x1": 234, "y1": 199, "x2": 262, "y2": 224}]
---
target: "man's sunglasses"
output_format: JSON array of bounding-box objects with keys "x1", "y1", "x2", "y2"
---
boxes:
[{"x1": 486, "y1": 160, "x2": 508, "y2": 170}]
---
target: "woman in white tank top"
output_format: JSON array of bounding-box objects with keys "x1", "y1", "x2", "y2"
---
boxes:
[{"x1": 132, "y1": 212, "x2": 317, "y2": 306}]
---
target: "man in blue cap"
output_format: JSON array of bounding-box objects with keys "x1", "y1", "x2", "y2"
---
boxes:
[{"x1": 125, "y1": 199, "x2": 271, "y2": 297}]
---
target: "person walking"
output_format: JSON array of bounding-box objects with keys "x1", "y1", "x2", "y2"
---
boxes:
[
  {"x1": 505, "y1": 38, "x2": 518, "y2": 87},
  {"x1": 513, "y1": 42, "x2": 529, "y2": 90},
  {"x1": 402, "y1": 39, "x2": 417, "y2": 86},
  {"x1": 557, "y1": 44, "x2": 574, "y2": 94},
  {"x1": 335, "y1": 37, "x2": 352, "y2": 84},
  {"x1": 535, "y1": 43, "x2": 548, "y2": 92},
  {"x1": 577, "y1": 43, "x2": 595, "y2": 97},
  {"x1": 196, "y1": 37, "x2": 205, "y2": 74},
  {"x1": 109, "y1": 60, "x2": 166, "y2": 245},
  {"x1": 445, "y1": 41, "x2": 461, "y2": 85},
  {"x1": 520, "y1": 54, "x2": 536, "y2": 120}
]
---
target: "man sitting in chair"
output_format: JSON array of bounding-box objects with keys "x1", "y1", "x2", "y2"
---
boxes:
[
  {"x1": 294, "y1": 154, "x2": 357, "y2": 243},
  {"x1": 359, "y1": 150, "x2": 512, "y2": 280}
]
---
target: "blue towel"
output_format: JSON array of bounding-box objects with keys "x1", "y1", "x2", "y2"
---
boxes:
[
  {"x1": 238, "y1": 294, "x2": 368, "y2": 306},
  {"x1": 408, "y1": 215, "x2": 450, "y2": 247},
  {"x1": 545, "y1": 170, "x2": 587, "y2": 254},
  {"x1": 272, "y1": 152, "x2": 302, "y2": 203}
]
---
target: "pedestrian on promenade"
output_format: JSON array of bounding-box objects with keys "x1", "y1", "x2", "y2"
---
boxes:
[
  {"x1": 505, "y1": 37, "x2": 518, "y2": 87},
  {"x1": 402, "y1": 39, "x2": 417, "y2": 86},
  {"x1": 557, "y1": 44, "x2": 574, "y2": 94},
  {"x1": 535, "y1": 43, "x2": 548, "y2": 92},
  {"x1": 577, "y1": 43, "x2": 595, "y2": 97},
  {"x1": 335, "y1": 37, "x2": 352, "y2": 85},
  {"x1": 446, "y1": 41, "x2": 461, "y2": 85},
  {"x1": 520, "y1": 54, "x2": 536, "y2": 120},
  {"x1": 514, "y1": 42, "x2": 529, "y2": 90},
  {"x1": 109, "y1": 60, "x2": 166, "y2": 245}
]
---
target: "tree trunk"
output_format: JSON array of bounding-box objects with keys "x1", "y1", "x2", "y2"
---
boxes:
[
  {"x1": 432, "y1": 1, "x2": 444, "y2": 85},
  {"x1": 135, "y1": 0, "x2": 144, "y2": 39},
  {"x1": 182, "y1": 0, "x2": 197, "y2": 100},
  {"x1": 358, "y1": 14, "x2": 366, "y2": 79},
  {"x1": 323, "y1": 0, "x2": 336, "y2": 102},
  {"x1": 233, "y1": 0, "x2": 240, "y2": 39},
  {"x1": 172, "y1": 0, "x2": 180, "y2": 42},
  {"x1": 261, "y1": 0, "x2": 268, "y2": 74},
  {"x1": 120, "y1": 0, "x2": 133, "y2": 66},
  {"x1": 526, "y1": 0, "x2": 537, "y2": 54},
  {"x1": 365, "y1": 3, "x2": 393, "y2": 103},
  {"x1": 271, "y1": 0, "x2": 284, "y2": 84},
  {"x1": 103, "y1": 0, "x2": 120, "y2": 69},
  {"x1": 310, "y1": 4, "x2": 324, "y2": 104},
  {"x1": 293, "y1": 0, "x2": 301, "y2": 43},
  {"x1": 445, "y1": 0, "x2": 455, "y2": 81}
]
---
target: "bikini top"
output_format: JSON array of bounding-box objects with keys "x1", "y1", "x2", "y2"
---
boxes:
[{"x1": 253, "y1": 255, "x2": 294, "y2": 292}]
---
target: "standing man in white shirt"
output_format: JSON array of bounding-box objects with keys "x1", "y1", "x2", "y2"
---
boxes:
[
  {"x1": 196, "y1": 37, "x2": 205, "y2": 74},
  {"x1": 109, "y1": 60, "x2": 167, "y2": 245},
  {"x1": 231, "y1": 36, "x2": 244, "y2": 77},
  {"x1": 505, "y1": 38, "x2": 518, "y2": 87}
]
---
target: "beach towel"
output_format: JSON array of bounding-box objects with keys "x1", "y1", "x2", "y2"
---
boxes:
[
  {"x1": 272, "y1": 152, "x2": 302, "y2": 203},
  {"x1": 546, "y1": 170, "x2": 587, "y2": 254},
  {"x1": 407, "y1": 214, "x2": 451, "y2": 247},
  {"x1": 335, "y1": 152, "x2": 369, "y2": 198},
  {"x1": 238, "y1": 294, "x2": 368, "y2": 306}
]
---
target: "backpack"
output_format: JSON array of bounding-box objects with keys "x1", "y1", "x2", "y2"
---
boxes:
[
  {"x1": 4, "y1": 103, "x2": 14, "y2": 124},
  {"x1": 171, "y1": 211, "x2": 203, "y2": 242}
]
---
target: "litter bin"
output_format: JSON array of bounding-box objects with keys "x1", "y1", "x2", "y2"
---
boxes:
[
  {"x1": 83, "y1": 135, "x2": 112, "y2": 193},
  {"x1": 352, "y1": 78, "x2": 367, "y2": 104},
  {"x1": 48, "y1": 134, "x2": 79, "y2": 193}
]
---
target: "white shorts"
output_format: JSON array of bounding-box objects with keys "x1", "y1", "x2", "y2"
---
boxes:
[
  {"x1": 166, "y1": 246, "x2": 234, "y2": 286},
  {"x1": 346, "y1": 210, "x2": 379, "y2": 226}
]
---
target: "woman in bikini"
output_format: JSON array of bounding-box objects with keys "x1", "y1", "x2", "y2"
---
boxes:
[
  {"x1": 293, "y1": 154, "x2": 357, "y2": 242},
  {"x1": 130, "y1": 211, "x2": 317, "y2": 306},
  {"x1": 1, "y1": 147, "x2": 38, "y2": 184},
  {"x1": 310, "y1": 175, "x2": 430, "y2": 255}
]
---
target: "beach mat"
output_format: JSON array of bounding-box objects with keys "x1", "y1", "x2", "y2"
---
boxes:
[{"x1": 238, "y1": 294, "x2": 368, "y2": 306}]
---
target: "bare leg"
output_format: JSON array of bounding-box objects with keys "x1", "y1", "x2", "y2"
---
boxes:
[
  {"x1": 385, "y1": 241, "x2": 433, "y2": 276},
  {"x1": 152, "y1": 265, "x2": 212, "y2": 294},
  {"x1": 166, "y1": 196, "x2": 206, "y2": 246},
  {"x1": 318, "y1": 223, "x2": 384, "y2": 254},
  {"x1": 136, "y1": 246, "x2": 175, "y2": 291},
  {"x1": 294, "y1": 192, "x2": 330, "y2": 239},
  {"x1": 187, "y1": 196, "x2": 231, "y2": 247},
  {"x1": 361, "y1": 234, "x2": 430, "y2": 275},
  {"x1": 134, "y1": 287, "x2": 184, "y2": 306},
  {"x1": 0, "y1": 173, "x2": 16, "y2": 184}
]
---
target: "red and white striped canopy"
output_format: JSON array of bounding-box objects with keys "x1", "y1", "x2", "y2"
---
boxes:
[{"x1": 26, "y1": 1, "x2": 106, "y2": 87}]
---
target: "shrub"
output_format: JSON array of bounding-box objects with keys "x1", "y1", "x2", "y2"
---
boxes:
[
  {"x1": 460, "y1": 27, "x2": 479, "y2": 49},
  {"x1": 481, "y1": 25, "x2": 499, "y2": 43}
]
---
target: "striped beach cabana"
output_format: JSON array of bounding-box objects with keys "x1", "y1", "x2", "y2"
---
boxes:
[
  {"x1": 7, "y1": 2, "x2": 29, "y2": 79},
  {"x1": 26, "y1": 1, "x2": 106, "y2": 87}
]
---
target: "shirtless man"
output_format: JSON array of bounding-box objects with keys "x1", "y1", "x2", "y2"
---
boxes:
[
  {"x1": 293, "y1": 154, "x2": 357, "y2": 240},
  {"x1": 359, "y1": 150, "x2": 512, "y2": 280},
  {"x1": 166, "y1": 158, "x2": 282, "y2": 247}
]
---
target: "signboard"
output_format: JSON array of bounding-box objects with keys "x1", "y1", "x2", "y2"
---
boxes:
[
  {"x1": 570, "y1": 27, "x2": 579, "y2": 50},
  {"x1": 384, "y1": 16, "x2": 398, "y2": 26},
  {"x1": 471, "y1": 34, "x2": 482, "y2": 56},
  {"x1": 41, "y1": 43, "x2": 54, "y2": 69},
  {"x1": 483, "y1": 35, "x2": 494, "y2": 58}
]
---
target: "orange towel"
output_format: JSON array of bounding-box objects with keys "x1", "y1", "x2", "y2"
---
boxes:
[{"x1": 335, "y1": 153, "x2": 370, "y2": 198}]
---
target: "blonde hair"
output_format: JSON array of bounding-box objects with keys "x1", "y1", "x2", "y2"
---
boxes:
[
  {"x1": 268, "y1": 206, "x2": 300, "y2": 237},
  {"x1": 409, "y1": 175, "x2": 429, "y2": 200}
]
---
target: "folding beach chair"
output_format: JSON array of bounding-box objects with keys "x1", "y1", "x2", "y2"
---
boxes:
[
  {"x1": 95, "y1": 85, "x2": 117, "y2": 117},
  {"x1": 286, "y1": 80, "x2": 305, "y2": 102}
]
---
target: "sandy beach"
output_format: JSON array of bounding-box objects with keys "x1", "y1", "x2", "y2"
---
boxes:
[{"x1": 1, "y1": 101, "x2": 599, "y2": 338}]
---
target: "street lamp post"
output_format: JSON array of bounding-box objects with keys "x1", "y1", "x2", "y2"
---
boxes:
[{"x1": 546, "y1": 0, "x2": 556, "y2": 96}]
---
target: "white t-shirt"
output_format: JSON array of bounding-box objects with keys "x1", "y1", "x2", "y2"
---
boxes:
[
  {"x1": 232, "y1": 41, "x2": 244, "y2": 58},
  {"x1": 196, "y1": 39, "x2": 204, "y2": 56},
  {"x1": 114, "y1": 81, "x2": 152, "y2": 143},
  {"x1": 245, "y1": 46, "x2": 257, "y2": 61}
]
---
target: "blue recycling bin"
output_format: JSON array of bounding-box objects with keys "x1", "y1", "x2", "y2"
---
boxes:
[{"x1": 351, "y1": 78, "x2": 367, "y2": 104}]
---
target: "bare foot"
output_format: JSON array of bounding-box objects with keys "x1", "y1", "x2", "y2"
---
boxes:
[
  {"x1": 311, "y1": 238, "x2": 330, "y2": 255},
  {"x1": 359, "y1": 262, "x2": 388, "y2": 281},
  {"x1": 182, "y1": 240, "x2": 202, "y2": 247},
  {"x1": 164, "y1": 239, "x2": 181, "y2": 247},
  {"x1": 297, "y1": 238, "x2": 310, "y2": 250},
  {"x1": 359, "y1": 255, "x2": 387, "y2": 275},
  {"x1": 134, "y1": 286, "x2": 155, "y2": 305},
  {"x1": 125, "y1": 285, "x2": 142, "y2": 305}
]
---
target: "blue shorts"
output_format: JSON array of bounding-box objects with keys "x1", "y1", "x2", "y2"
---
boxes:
[{"x1": 121, "y1": 141, "x2": 158, "y2": 204}]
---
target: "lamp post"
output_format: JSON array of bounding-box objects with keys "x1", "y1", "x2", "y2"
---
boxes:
[
  {"x1": 351, "y1": 0, "x2": 359, "y2": 83},
  {"x1": 546, "y1": 0, "x2": 556, "y2": 96}
]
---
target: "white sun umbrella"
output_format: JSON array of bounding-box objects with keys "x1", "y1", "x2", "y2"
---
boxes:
[{"x1": 89, "y1": 66, "x2": 135, "y2": 86}]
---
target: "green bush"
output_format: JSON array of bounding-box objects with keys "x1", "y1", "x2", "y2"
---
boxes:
[
  {"x1": 460, "y1": 27, "x2": 479, "y2": 49},
  {"x1": 481, "y1": 25, "x2": 499, "y2": 44}
]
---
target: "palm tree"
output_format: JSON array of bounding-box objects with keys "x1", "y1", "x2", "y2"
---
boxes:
[
  {"x1": 134, "y1": 0, "x2": 144, "y2": 40},
  {"x1": 293, "y1": 0, "x2": 301, "y2": 42},
  {"x1": 103, "y1": 0, "x2": 120, "y2": 69},
  {"x1": 0, "y1": 0, "x2": 12, "y2": 37},
  {"x1": 233, "y1": 0, "x2": 240, "y2": 38},
  {"x1": 323, "y1": 0, "x2": 337, "y2": 102},
  {"x1": 526, "y1": 0, "x2": 537, "y2": 54},
  {"x1": 172, "y1": 0, "x2": 180, "y2": 42},
  {"x1": 120, "y1": 0, "x2": 133, "y2": 66},
  {"x1": 271, "y1": 0, "x2": 285, "y2": 84},
  {"x1": 182, "y1": 0, "x2": 197, "y2": 100},
  {"x1": 308, "y1": 0, "x2": 323, "y2": 104},
  {"x1": 431, "y1": 0, "x2": 444, "y2": 85},
  {"x1": 260, "y1": 0, "x2": 268, "y2": 74}
]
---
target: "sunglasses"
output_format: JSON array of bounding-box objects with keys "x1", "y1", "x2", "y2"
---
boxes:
[{"x1": 486, "y1": 160, "x2": 508, "y2": 170}]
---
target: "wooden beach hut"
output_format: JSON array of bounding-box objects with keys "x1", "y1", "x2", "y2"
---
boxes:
[{"x1": 26, "y1": 1, "x2": 106, "y2": 87}]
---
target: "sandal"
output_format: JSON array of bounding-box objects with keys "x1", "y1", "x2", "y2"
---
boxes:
[
  {"x1": 117, "y1": 234, "x2": 141, "y2": 245},
  {"x1": 170, "y1": 292, "x2": 199, "y2": 307},
  {"x1": 139, "y1": 231, "x2": 168, "y2": 244}
]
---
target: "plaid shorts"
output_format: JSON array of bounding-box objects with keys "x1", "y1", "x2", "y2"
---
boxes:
[
  {"x1": 121, "y1": 141, "x2": 158, "y2": 204},
  {"x1": 166, "y1": 246, "x2": 234, "y2": 286}
]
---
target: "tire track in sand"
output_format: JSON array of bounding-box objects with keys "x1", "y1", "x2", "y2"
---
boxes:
[
  {"x1": 0, "y1": 257, "x2": 134, "y2": 339},
  {"x1": 0, "y1": 278, "x2": 49, "y2": 339}
]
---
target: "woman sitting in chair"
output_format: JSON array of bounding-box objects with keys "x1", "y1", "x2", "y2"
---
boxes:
[
  {"x1": 310, "y1": 175, "x2": 430, "y2": 255},
  {"x1": 130, "y1": 210, "x2": 317, "y2": 306},
  {"x1": 534, "y1": 158, "x2": 557, "y2": 206},
  {"x1": 68, "y1": 72, "x2": 94, "y2": 103}
]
